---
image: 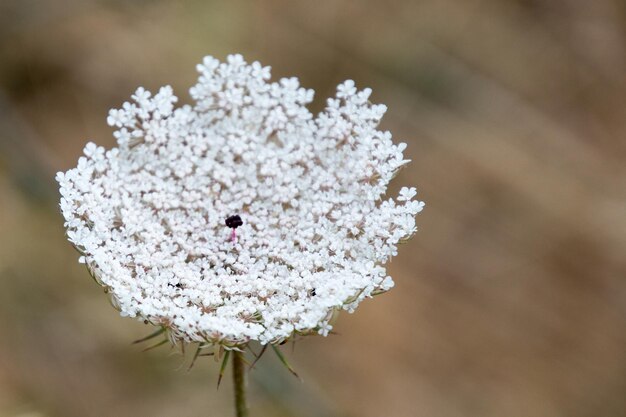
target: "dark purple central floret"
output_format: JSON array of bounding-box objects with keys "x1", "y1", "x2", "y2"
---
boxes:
[{"x1": 225, "y1": 215, "x2": 243, "y2": 229}]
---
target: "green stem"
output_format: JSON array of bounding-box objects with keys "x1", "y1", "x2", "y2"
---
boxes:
[{"x1": 232, "y1": 350, "x2": 249, "y2": 417}]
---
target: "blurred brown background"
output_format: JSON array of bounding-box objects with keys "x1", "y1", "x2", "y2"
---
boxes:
[{"x1": 1, "y1": 1, "x2": 625, "y2": 416}]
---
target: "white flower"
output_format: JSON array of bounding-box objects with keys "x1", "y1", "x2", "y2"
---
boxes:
[
  {"x1": 317, "y1": 322, "x2": 333, "y2": 336},
  {"x1": 336, "y1": 80, "x2": 357, "y2": 98},
  {"x1": 57, "y1": 55, "x2": 424, "y2": 347},
  {"x1": 398, "y1": 187, "x2": 417, "y2": 202}
]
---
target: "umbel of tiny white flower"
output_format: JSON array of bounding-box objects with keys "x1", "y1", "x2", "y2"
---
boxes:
[{"x1": 57, "y1": 54, "x2": 424, "y2": 352}]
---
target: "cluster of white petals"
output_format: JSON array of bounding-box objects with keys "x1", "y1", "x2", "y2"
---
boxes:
[{"x1": 57, "y1": 55, "x2": 424, "y2": 346}]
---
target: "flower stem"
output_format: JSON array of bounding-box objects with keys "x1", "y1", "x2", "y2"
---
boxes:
[{"x1": 232, "y1": 350, "x2": 249, "y2": 417}]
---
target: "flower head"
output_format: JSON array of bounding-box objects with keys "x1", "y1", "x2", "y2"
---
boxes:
[{"x1": 57, "y1": 54, "x2": 424, "y2": 347}]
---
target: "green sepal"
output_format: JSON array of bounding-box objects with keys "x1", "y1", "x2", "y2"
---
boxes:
[
  {"x1": 271, "y1": 344, "x2": 301, "y2": 380},
  {"x1": 132, "y1": 327, "x2": 166, "y2": 344},
  {"x1": 249, "y1": 344, "x2": 267, "y2": 370},
  {"x1": 187, "y1": 343, "x2": 204, "y2": 371},
  {"x1": 217, "y1": 350, "x2": 231, "y2": 389},
  {"x1": 141, "y1": 338, "x2": 168, "y2": 352}
]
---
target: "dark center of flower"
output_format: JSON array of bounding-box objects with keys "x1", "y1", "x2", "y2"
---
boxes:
[{"x1": 225, "y1": 215, "x2": 243, "y2": 229}]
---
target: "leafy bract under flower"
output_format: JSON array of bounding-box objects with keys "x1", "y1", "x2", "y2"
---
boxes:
[{"x1": 57, "y1": 54, "x2": 424, "y2": 346}]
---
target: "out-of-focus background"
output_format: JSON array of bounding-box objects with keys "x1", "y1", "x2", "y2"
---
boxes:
[{"x1": 1, "y1": 1, "x2": 625, "y2": 416}]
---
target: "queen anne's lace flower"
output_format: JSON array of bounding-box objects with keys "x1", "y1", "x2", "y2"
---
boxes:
[{"x1": 57, "y1": 55, "x2": 424, "y2": 347}]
